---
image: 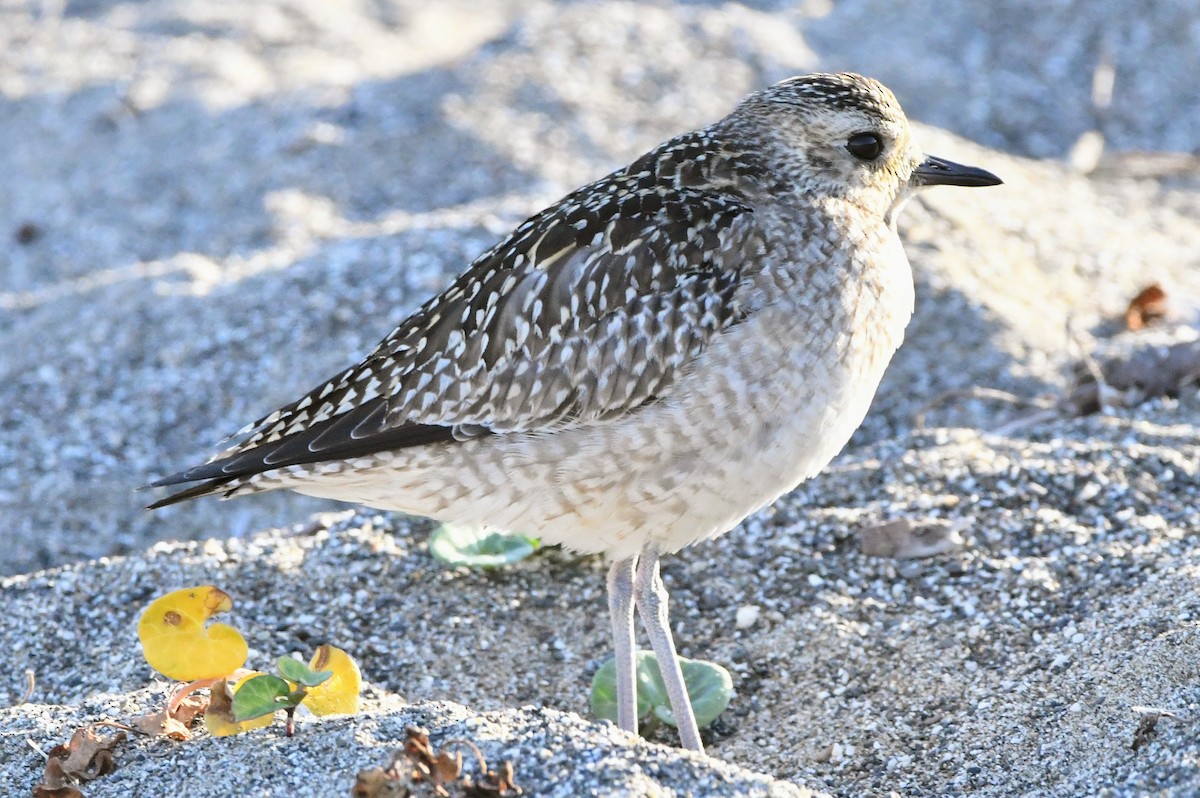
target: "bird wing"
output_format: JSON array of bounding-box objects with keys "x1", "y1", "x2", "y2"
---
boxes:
[{"x1": 149, "y1": 156, "x2": 763, "y2": 501}]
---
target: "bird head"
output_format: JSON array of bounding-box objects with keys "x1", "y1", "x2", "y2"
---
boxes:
[{"x1": 729, "y1": 72, "x2": 1001, "y2": 221}]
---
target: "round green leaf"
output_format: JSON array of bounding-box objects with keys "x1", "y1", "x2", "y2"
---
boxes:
[
  {"x1": 232, "y1": 674, "x2": 293, "y2": 722},
  {"x1": 429, "y1": 525, "x2": 538, "y2": 569},
  {"x1": 277, "y1": 655, "x2": 333, "y2": 687},
  {"x1": 590, "y1": 656, "x2": 653, "y2": 725},
  {"x1": 670, "y1": 656, "x2": 734, "y2": 729},
  {"x1": 590, "y1": 651, "x2": 734, "y2": 732}
]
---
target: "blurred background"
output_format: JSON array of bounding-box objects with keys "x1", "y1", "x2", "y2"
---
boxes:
[{"x1": 2, "y1": 0, "x2": 1198, "y2": 576}]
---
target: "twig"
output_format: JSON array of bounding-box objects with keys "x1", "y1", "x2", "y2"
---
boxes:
[
  {"x1": 26, "y1": 737, "x2": 51, "y2": 761},
  {"x1": 914, "y1": 386, "x2": 1055, "y2": 429},
  {"x1": 445, "y1": 737, "x2": 490, "y2": 776},
  {"x1": 1067, "y1": 316, "x2": 1112, "y2": 410},
  {"x1": 168, "y1": 677, "x2": 222, "y2": 716},
  {"x1": 17, "y1": 669, "x2": 35, "y2": 705},
  {"x1": 987, "y1": 407, "x2": 1064, "y2": 437}
]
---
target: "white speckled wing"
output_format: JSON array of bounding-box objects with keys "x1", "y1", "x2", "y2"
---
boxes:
[{"x1": 150, "y1": 133, "x2": 769, "y2": 501}]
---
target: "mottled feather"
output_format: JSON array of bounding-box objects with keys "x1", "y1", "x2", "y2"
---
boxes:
[{"x1": 149, "y1": 130, "x2": 766, "y2": 503}]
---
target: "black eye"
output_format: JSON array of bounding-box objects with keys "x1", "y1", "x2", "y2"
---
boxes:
[{"x1": 846, "y1": 132, "x2": 884, "y2": 161}]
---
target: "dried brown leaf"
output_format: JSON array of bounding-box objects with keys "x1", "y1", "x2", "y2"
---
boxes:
[
  {"x1": 350, "y1": 766, "x2": 411, "y2": 798},
  {"x1": 859, "y1": 518, "x2": 969, "y2": 559},
  {"x1": 130, "y1": 689, "x2": 210, "y2": 740},
  {"x1": 170, "y1": 693, "x2": 209, "y2": 726},
  {"x1": 49, "y1": 727, "x2": 122, "y2": 782},
  {"x1": 205, "y1": 679, "x2": 235, "y2": 718},
  {"x1": 366, "y1": 726, "x2": 521, "y2": 798},
  {"x1": 32, "y1": 777, "x2": 85, "y2": 798},
  {"x1": 1125, "y1": 283, "x2": 1168, "y2": 331},
  {"x1": 1131, "y1": 706, "x2": 1178, "y2": 751},
  {"x1": 401, "y1": 726, "x2": 460, "y2": 796},
  {"x1": 130, "y1": 708, "x2": 192, "y2": 741},
  {"x1": 1069, "y1": 339, "x2": 1200, "y2": 414},
  {"x1": 35, "y1": 725, "x2": 124, "y2": 796},
  {"x1": 37, "y1": 759, "x2": 79, "y2": 793},
  {"x1": 1103, "y1": 339, "x2": 1200, "y2": 397},
  {"x1": 402, "y1": 726, "x2": 433, "y2": 759},
  {"x1": 462, "y1": 759, "x2": 523, "y2": 796},
  {"x1": 430, "y1": 751, "x2": 463, "y2": 787}
]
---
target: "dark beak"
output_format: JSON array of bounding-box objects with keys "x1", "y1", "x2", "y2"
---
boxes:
[{"x1": 913, "y1": 155, "x2": 1003, "y2": 188}]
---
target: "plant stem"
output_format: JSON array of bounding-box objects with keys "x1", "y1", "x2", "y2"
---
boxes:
[{"x1": 169, "y1": 677, "x2": 221, "y2": 715}]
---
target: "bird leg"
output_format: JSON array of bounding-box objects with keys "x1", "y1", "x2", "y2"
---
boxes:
[
  {"x1": 606, "y1": 556, "x2": 639, "y2": 736},
  {"x1": 633, "y1": 547, "x2": 704, "y2": 752}
]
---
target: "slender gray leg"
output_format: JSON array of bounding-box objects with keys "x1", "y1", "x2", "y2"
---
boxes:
[
  {"x1": 606, "y1": 556, "x2": 639, "y2": 735},
  {"x1": 634, "y1": 547, "x2": 704, "y2": 752}
]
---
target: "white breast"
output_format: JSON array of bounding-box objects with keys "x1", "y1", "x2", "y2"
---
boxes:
[{"x1": 291, "y1": 220, "x2": 915, "y2": 561}]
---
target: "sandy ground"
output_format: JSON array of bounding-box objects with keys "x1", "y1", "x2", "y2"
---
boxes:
[{"x1": 2, "y1": 1, "x2": 1198, "y2": 796}]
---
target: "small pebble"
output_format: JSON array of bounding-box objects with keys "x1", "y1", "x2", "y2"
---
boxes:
[{"x1": 735, "y1": 605, "x2": 761, "y2": 629}]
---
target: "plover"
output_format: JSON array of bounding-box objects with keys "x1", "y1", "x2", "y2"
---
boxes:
[{"x1": 150, "y1": 72, "x2": 1001, "y2": 752}]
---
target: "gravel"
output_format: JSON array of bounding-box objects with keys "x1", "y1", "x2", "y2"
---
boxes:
[
  {"x1": 2, "y1": 0, "x2": 1199, "y2": 795},
  {"x1": 3, "y1": 0, "x2": 1199, "y2": 574},
  {"x1": 2, "y1": 691, "x2": 812, "y2": 797},
  {"x1": 2, "y1": 404, "x2": 1196, "y2": 795}
]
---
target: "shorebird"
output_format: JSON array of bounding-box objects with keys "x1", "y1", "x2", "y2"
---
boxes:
[{"x1": 149, "y1": 72, "x2": 1000, "y2": 752}]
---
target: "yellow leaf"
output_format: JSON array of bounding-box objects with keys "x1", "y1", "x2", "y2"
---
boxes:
[
  {"x1": 301, "y1": 644, "x2": 361, "y2": 716},
  {"x1": 137, "y1": 586, "x2": 248, "y2": 681},
  {"x1": 204, "y1": 675, "x2": 273, "y2": 737}
]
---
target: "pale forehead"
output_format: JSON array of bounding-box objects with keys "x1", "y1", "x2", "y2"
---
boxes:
[{"x1": 761, "y1": 73, "x2": 904, "y2": 122}]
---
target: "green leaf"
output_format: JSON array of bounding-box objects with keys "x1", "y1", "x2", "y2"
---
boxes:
[
  {"x1": 590, "y1": 655, "x2": 652, "y2": 726},
  {"x1": 232, "y1": 674, "x2": 293, "y2": 722},
  {"x1": 277, "y1": 655, "x2": 333, "y2": 687},
  {"x1": 429, "y1": 525, "x2": 538, "y2": 569},
  {"x1": 590, "y1": 651, "x2": 734, "y2": 732}
]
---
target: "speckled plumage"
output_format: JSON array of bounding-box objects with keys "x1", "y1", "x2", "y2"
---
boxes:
[{"x1": 151, "y1": 73, "x2": 1000, "y2": 751}]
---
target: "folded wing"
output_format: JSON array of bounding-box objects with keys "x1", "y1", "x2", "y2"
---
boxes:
[{"x1": 149, "y1": 154, "x2": 761, "y2": 506}]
